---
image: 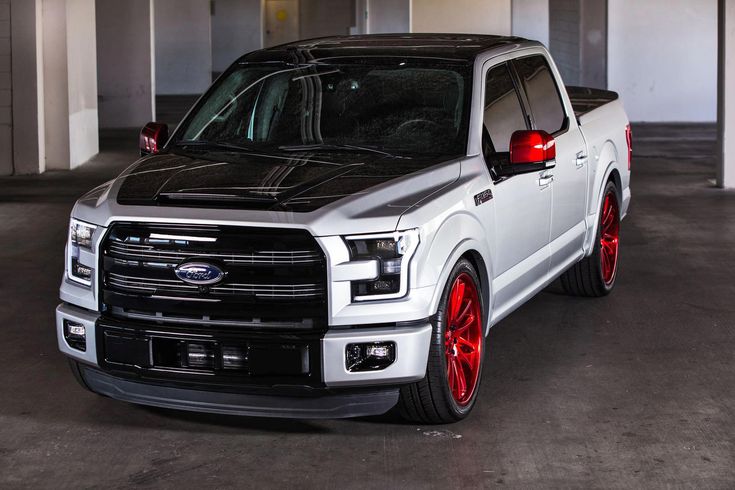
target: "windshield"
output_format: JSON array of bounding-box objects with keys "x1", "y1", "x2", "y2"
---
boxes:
[{"x1": 174, "y1": 60, "x2": 473, "y2": 157}]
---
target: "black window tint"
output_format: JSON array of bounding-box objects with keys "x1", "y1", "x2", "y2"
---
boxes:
[
  {"x1": 514, "y1": 56, "x2": 566, "y2": 133},
  {"x1": 483, "y1": 63, "x2": 527, "y2": 152}
]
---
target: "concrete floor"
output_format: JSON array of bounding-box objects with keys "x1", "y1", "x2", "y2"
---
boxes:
[{"x1": 0, "y1": 125, "x2": 733, "y2": 488}]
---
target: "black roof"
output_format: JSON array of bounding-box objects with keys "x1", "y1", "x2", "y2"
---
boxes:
[{"x1": 240, "y1": 33, "x2": 529, "y2": 64}]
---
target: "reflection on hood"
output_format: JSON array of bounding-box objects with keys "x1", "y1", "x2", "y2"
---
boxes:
[{"x1": 116, "y1": 150, "x2": 459, "y2": 212}]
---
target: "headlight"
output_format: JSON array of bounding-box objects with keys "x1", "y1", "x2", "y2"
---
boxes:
[
  {"x1": 345, "y1": 229, "x2": 419, "y2": 301},
  {"x1": 67, "y1": 218, "x2": 96, "y2": 286}
]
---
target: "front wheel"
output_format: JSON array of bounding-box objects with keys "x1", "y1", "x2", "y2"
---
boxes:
[
  {"x1": 561, "y1": 180, "x2": 621, "y2": 297},
  {"x1": 398, "y1": 258, "x2": 485, "y2": 424}
]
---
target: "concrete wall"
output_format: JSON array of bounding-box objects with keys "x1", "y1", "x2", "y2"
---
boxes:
[
  {"x1": 211, "y1": 0, "x2": 261, "y2": 73},
  {"x1": 548, "y1": 0, "x2": 606, "y2": 88},
  {"x1": 549, "y1": 0, "x2": 579, "y2": 84},
  {"x1": 367, "y1": 0, "x2": 409, "y2": 34},
  {"x1": 97, "y1": 0, "x2": 155, "y2": 128},
  {"x1": 300, "y1": 0, "x2": 354, "y2": 39},
  {"x1": 609, "y1": 0, "x2": 717, "y2": 122},
  {"x1": 0, "y1": 0, "x2": 11, "y2": 175},
  {"x1": 154, "y1": 0, "x2": 212, "y2": 95},
  {"x1": 410, "y1": 0, "x2": 511, "y2": 35},
  {"x1": 511, "y1": 0, "x2": 548, "y2": 46}
]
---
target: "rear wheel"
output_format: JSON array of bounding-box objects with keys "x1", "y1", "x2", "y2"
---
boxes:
[
  {"x1": 398, "y1": 258, "x2": 485, "y2": 424},
  {"x1": 561, "y1": 180, "x2": 621, "y2": 297}
]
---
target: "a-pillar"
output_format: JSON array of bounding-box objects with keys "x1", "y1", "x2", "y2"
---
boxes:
[
  {"x1": 96, "y1": 0, "x2": 155, "y2": 129},
  {"x1": 718, "y1": 0, "x2": 735, "y2": 188}
]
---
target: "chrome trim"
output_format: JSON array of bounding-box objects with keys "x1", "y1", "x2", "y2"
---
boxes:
[
  {"x1": 106, "y1": 272, "x2": 325, "y2": 299},
  {"x1": 107, "y1": 241, "x2": 322, "y2": 265}
]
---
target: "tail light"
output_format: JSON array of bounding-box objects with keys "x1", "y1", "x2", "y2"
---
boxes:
[{"x1": 625, "y1": 124, "x2": 632, "y2": 171}]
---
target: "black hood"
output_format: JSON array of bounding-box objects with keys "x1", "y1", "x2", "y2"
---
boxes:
[{"x1": 116, "y1": 149, "x2": 458, "y2": 212}]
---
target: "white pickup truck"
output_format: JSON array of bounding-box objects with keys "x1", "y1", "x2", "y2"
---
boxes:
[{"x1": 57, "y1": 34, "x2": 631, "y2": 423}]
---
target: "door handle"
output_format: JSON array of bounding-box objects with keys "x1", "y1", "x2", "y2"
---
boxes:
[
  {"x1": 576, "y1": 151, "x2": 588, "y2": 169},
  {"x1": 538, "y1": 170, "x2": 554, "y2": 188}
]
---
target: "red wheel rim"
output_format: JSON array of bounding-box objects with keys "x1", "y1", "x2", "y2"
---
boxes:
[
  {"x1": 600, "y1": 190, "x2": 620, "y2": 286},
  {"x1": 445, "y1": 273, "x2": 483, "y2": 406}
]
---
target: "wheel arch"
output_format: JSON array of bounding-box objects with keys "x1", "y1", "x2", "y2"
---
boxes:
[
  {"x1": 419, "y1": 212, "x2": 494, "y2": 336},
  {"x1": 584, "y1": 158, "x2": 623, "y2": 255}
]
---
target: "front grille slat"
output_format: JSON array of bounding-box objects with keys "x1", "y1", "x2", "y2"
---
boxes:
[
  {"x1": 107, "y1": 242, "x2": 322, "y2": 265},
  {"x1": 107, "y1": 272, "x2": 325, "y2": 298},
  {"x1": 100, "y1": 223, "x2": 328, "y2": 329}
]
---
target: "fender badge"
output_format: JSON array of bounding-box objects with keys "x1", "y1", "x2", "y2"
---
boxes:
[{"x1": 474, "y1": 189, "x2": 493, "y2": 206}]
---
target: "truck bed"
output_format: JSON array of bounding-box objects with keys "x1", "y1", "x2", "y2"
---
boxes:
[{"x1": 566, "y1": 86, "x2": 619, "y2": 119}]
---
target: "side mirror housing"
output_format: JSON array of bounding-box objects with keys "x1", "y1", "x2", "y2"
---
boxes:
[
  {"x1": 509, "y1": 130, "x2": 556, "y2": 165},
  {"x1": 139, "y1": 122, "x2": 169, "y2": 156}
]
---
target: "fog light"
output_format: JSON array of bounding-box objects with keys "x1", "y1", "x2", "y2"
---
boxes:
[
  {"x1": 63, "y1": 320, "x2": 86, "y2": 352},
  {"x1": 186, "y1": 343, "x2": 214, "y2": 369},
  {"x1": 346, "y1": 341, "x2": 396, "y2": 372},
  {"x1": 222, "y1": 345, "x2": 246, "y2": 370}
]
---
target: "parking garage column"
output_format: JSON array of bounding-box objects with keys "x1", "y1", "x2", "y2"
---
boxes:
[
  {"x1": 96, "y1": 0, "x2": 155, "y2": 129},
  {"x1": 718, "y1": 0, "x2": 735, "y2": 188},
  {"x1": 410, "y1": 0, "x2": 511, "y2": 35},
  {"x1": 42, "y1": 0, "x2": 99, "y2": 170}
]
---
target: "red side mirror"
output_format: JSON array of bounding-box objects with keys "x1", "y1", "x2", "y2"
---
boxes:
[
  {"x1": 509, "y1": 130, "x2": 556, "y2": 165},
  {"x1": 139, "y1": 122, "x2": 169, "y2": 155}
]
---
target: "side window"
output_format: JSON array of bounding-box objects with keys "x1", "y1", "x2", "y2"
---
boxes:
[
  {"x1": 513, "y1": 55, "x2": 567, "y2": 134},
  {"x1": 483, "y1": 63, "x2": 527, "y2": 153}
]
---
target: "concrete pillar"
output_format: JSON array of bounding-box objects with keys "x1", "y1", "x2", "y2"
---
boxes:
[
  {"x1": 0, "y1": 0, "x2": 11, "y2": 175},
  {"x1": 549, "y1": 0, "x2": 606, "y2": 88},
  {"x1": 96, "y1": 0, "x2": 155, "y2": 128},
  {"x1": 511, "y1": 0, "x2": 549, "y2": 46},
  {"x1": 367, "y1": 0, "x2": 410, "y2": 34},
  {"x1": 718, "y1": 0, "x2": 735, "y2": 188},
  {"x1": 410, "y1": 0, "x2": 512, "y2": 35},
  {"x1": 154, "y1": 0, "x2": 212, "y2": 95},
  {"x1": 10, "y1": 0, "x2": 45, "y2": 175},
  {"x1": 300, "y1": 0, "x2": 355, "y2": 39},
  {"x1": 211, "y1": 0, "x2": 262, "y2": 75},
  {"x1": 42, "y1": 0, "x2": 99, "y2": 170}
]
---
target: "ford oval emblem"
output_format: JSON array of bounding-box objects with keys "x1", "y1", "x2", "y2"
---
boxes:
[{"x1": 174, "y1": 262, "x2": 226, "y2": 286}]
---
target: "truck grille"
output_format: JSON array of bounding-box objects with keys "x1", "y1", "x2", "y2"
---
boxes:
[{"x1": 100, "y1": 223, "x2": 328, "y2": 330}]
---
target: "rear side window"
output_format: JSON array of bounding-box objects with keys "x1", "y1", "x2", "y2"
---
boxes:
[
  {"x1": 513, "y1": 56, "x2": 566, "y2": 134},
  {"x1": 483, "y1": 63, "x2": 527, "y2": 152}
]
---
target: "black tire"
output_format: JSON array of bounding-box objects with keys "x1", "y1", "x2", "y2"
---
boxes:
[
  {"x1": 398, "y1": 258, "x2": 485, "y2": 424},
  {"x1": 561, "y1": 180, "x2": 621, "y2": 297}
]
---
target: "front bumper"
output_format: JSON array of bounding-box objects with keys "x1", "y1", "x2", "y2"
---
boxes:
[
  {"x1": 56, "y1": 303, "x2": 432, "y2": 417},
  {"x1": 76, "y1": 365, "x2": 400, "y2": 419}
]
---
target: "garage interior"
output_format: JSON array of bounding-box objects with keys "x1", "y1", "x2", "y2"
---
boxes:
[{"x1": 1, "y1": 0, "x2": 734, "y2": 487}]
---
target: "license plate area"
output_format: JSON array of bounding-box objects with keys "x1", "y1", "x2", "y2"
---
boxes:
[{"x1": 97, "y1": 320, "x2": 320, "y2": 386}]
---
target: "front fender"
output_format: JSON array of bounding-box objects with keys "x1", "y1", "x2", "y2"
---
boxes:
[{"x1": 414, "y1": 212, "x2": 494, "y2": 334}]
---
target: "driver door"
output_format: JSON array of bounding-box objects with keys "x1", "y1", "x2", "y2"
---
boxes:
[{"x1": 481, "y1": 61, "x2": 552, "y2": 319}]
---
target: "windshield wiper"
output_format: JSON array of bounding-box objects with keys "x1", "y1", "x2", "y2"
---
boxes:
[
  {"x1": 175, "y1": 140, "x2": 260, "y2": 152},
  {"x1": 278, "y1": 143, "x2": 407, "y2": 159}
]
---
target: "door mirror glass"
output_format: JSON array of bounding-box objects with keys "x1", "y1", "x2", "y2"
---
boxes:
[
  {"x1": 139, "y1": 122, "x2": 169, "y2": 156},
  {"x1": 509, "y1": 130, "x2": 556, "y2": 165}
]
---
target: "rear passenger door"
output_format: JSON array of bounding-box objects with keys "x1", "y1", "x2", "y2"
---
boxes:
[
  {"x1": 512, "y1": 55, "x2": 588, "y2": 272},
  {"x1": 482, "y1": 61, "x2": 551, "y2": 315}
]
